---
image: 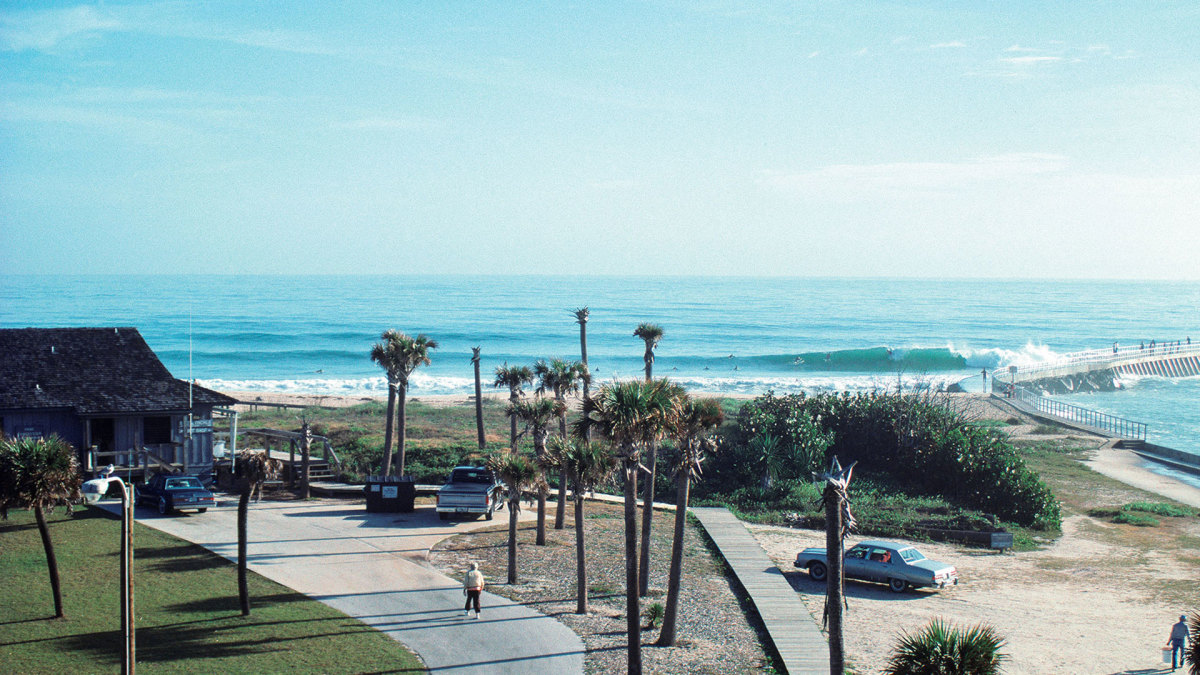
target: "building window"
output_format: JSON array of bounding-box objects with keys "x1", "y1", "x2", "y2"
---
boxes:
[{"x1": 144, "y1": 416, "x2": 172, "y2": 444}]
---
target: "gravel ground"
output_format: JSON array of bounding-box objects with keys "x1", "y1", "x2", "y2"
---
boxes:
[{"x1": 429, "y1": 501, "x2": 775, "y2": 674}]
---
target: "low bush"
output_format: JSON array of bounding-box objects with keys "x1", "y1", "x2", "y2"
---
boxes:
[
  {"x1": 1123, "y1": 501, "x2": 1195, "y2": 518},
  {"x1": 1113, "y1": 511, "x2": 1159, "y2": 527}
]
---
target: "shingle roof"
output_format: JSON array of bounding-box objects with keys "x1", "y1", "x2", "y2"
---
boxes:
[{"x1": 0, "y1": 327, "x2": 237, "y2": 415}]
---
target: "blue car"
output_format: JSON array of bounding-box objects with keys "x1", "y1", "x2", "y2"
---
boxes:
[
  {"x1": 794, "y1": 540, "x2": 959, "y2": 593},
  {"x1": 135, "y1": 474, "x2": 216, "y2": 515}
]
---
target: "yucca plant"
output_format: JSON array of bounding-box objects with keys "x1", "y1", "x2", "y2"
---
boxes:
[
  {"x1": 1187, "y1": 611, "x2": 1199, "y2": 675},
  {"x1": 643, "y1": 602, "x2": 665, "y2": 629},
  {"x1": 884, "y1": 618, "x2": 1007, "y2": 675}
]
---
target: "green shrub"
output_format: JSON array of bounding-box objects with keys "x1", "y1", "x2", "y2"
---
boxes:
[
  {"x1": 1113, "y1": 511, "x2": 1159, "y2": 527},
  {"x1": 884, "y1": 618, "x2": 1007, "y2": 675},
  {"x1": 703, "y1": 392, "x2": 1060, "y2": 530},
  {"x1": 1123, "y1": 501, "x2": 1195, "y2": 518}
]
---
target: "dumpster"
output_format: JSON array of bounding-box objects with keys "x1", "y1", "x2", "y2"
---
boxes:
[{"x1": 364, "y1": 477, "x2": 416, "y2": 513}]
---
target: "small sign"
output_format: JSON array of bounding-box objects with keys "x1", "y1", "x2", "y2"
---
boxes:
[
  {"x1": 190, "y1": 419, "x2": 213, "y2": 433},
  {"x1": 990, "y1": 532, "x2": 1014, "y2": 550},
  {"x1": 370, "y1": 484, "x2": 381, "y2": 492},
  {"x1": 16, "y1": 425, "x2": 44, "y2": 439},
  {"x1": 382, "y1": 486, "x2": 398, "y2": 499}
]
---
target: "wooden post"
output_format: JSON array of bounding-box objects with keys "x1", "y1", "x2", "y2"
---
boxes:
[{"x1": 288, "y1": 440, "x2": 296, "y2": 488}]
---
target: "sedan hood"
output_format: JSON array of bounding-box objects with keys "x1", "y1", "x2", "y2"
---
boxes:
[{"x1": 907, "y1": 559, "x2": 955, "y2": 576}]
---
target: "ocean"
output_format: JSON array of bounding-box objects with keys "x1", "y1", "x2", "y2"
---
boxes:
[{"x1": 3, "y1": 275, "x2": 1198, "y2": 462}]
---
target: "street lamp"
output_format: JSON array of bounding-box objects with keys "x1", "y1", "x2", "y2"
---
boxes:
[{"x1": 82, "y1": 465, "x2": 135, "y2": 675}]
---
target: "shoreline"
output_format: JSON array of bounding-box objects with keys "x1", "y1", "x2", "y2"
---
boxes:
[{"x1": 219, "y1": 389, "x2": 1200, "y2": 508}]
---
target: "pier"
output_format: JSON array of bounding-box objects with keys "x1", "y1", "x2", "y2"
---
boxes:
[{"x1": 992, "y1": 339, "x2": 1200, "y2": 394}]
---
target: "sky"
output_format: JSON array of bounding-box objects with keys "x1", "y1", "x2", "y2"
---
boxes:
[{"x1": 2, "y1": 1, "x2": 1199, "y2": 279}]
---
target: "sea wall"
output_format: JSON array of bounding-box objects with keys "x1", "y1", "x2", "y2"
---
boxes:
[
  {"x1": 1024, "y1": 368, "x2": 1122, "y2": 395},
  {"x1": 1135, "y1": 443, "x2": 1200, "y2": 477}
]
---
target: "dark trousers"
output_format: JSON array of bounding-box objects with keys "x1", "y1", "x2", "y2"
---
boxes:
[
  {"x1": 1171, "y1": 642, "x2": 1184, "y2": 669},
  {"x1": 464, "y1": 589, "x2": 481, "y2": 613}
]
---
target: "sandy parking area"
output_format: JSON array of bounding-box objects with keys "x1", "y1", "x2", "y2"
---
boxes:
[{"x1": 752, "y1": 515, "x2": 1200, "y2": 674}]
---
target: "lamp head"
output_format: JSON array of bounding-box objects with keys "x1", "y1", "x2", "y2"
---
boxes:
[{"x1": 81, "y1": 477, "x2": 110, "y2": 504}]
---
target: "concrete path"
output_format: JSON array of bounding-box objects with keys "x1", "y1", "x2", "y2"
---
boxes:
[
  {"x1": 103, "y1": 498, "x2": 584, "y2": 674},
  {"x1": 691, "y1": 507, "x2": 827, "y2": 675}
]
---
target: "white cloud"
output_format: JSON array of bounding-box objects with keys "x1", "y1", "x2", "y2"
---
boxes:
[
  {"x1": 0, "y1": 5, "x2": 120, "y2": 52},
  {"x1": 1004, "y1": 44, "x2": 1040, "y2": 53},
  {"x1": 329, "y1": 116, "x2": 439, "y2": 131},
  {"x1": 930, "y1": 41, "x2": 965, "y2": 49},
  {"x1": 1000, "y1": 55, "x2": 1063, "y2": 65},
  {"x1": 759, "y1": 154, "x2": 1070, "y2": 199}
]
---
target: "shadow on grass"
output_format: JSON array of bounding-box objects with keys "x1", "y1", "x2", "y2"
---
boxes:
[
  {"x1": 163, "y1": 592, "x2": 311, "y2": 615},
  {"x1": 59, "y1": 614, "x2": 381, "y2": 664}
]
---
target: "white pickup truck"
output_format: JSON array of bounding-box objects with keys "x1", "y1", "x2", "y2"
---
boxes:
[{"x1": 435, "y1": 466, "x2": 504, "y2": 521}]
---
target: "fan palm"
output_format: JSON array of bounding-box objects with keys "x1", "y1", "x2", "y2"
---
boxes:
[
  {"x1": 494, "y1": 363, "x2": 534, "y2": 450},
  {"x1": 471, "y1": 347, "x2": 486, "y2": 449},
  {"x1": 657, "y1": 395, "x2": 723, "y2": 646},
  {"x1": 0, "y1": 435, "x2": 82, "y2": 618},
  {"x1": 884, "y1": 618, "x2": 1007, "y2": 675},
  {"x1": 1188, "y1": 612, "x2": 1199, "y2": 675},
  {"x1": 575, "y1": 379, "x2": 676, "y2": 675},
  {"x1": 632, "y1": 323, "x2": 664, "y2": 382},
  {"x1": 545, "y1": 435, "x2": 616, "y2": 614},
  {"x1": 234, "y1": 449, "x2": 281, "y2": 616},
  {"x1": 507, "y1": 397, "x2": 564, "y2": 545},
  {"x1": 638, "y1": 379, "x2": 684, "y2": 597},
  {"x1": 535, "y1": 357, "x2": 589, "y2": 529},
  {"x1": 486, "y1": 451, "x2": 545, "y2": 584},
  {"x1": 370, "y1": 331, "x2": 403, "y2": 474},
  {"x1": 387, "y1": 332, "x2": 438, "y2": 477}
]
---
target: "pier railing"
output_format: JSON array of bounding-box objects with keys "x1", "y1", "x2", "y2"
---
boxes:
[
  {"x1": 1004, "y1": 339, "x2": 1200, "y2": 379},
  {"x1": 1009, "y1": 386, "x2": 1148, "y2": 440}
]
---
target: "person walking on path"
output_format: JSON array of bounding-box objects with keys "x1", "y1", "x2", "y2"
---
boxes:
[
  {"x1": 1167, "y1": 614, "x2": 1190, "y2": 671},
  {"x1": 463, "y1": 563, "x2": 485, "y2": 619}
]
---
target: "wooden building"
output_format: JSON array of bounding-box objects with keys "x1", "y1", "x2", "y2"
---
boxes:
[{"x1": 0, "y1": 327, "x2": 237, "y2": 482}]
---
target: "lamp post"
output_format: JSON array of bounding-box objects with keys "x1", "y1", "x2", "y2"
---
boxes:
[{"x1": 82, "y1": 467, "x2": 135, "y2": 675}]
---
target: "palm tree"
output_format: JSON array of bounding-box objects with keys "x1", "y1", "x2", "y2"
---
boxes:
[
  {"x1": 1187, "y1": 612, "x2": 1199, "y2": 675},
  {"x1": 494, "y1": 363, "x2": 534, "y2": 450},
  {"x1": 638, "y1": 379, "x2": 684, "y2": 597},
  {"x1": 534, "y1": 357, "x2": 588, "y2": 529},
  {"x1": 884, "y1": 618, "x2": 1007, "y2": 675},
  {"x1": 633, "y1": 322, "x2": 664, "y2": 382},
  {"x1": 575, "y1": 379, "x2": 676, "y2": 675},
  {"x1": 574, "y1": 307, "x2": 591, "y2": 399},
  {"x1": 370, "y1": 330, "x2": 403, "y2": 475},
  {"x1": 235, "y1": 449, "x2": 281, "y2": 616},
  {"x1": 486, "y1": 451, "x2": 544, "y2": 584},
  {"x1": 0, "y1": 435, "x2": 81, "y2": 618},
  {"x1": 545, "y1": 435, "x2": 616, "y2": 614},
  {"x1": 507, "y1": 397, "x2": 564, "y2": 545},
  {"x1": 471, "y1": 347, "x2": 486, "y2": 450},
  {"x1": 658, "y1": 395, "x2": 723, "y2": 646},
  {"x1": 387, "y1": 332, "x2": 438, "y2": 477}
]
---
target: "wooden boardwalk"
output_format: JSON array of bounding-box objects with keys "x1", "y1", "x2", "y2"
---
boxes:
[{"x1": 691, "y1": 506, "x2": 828, "y2": 675}]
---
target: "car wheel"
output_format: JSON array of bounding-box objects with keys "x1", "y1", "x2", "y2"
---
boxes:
[
  {"x1": 197, "y1": 508, "x2": 207, "y2": 513},
  {"x1": 888, "y1": 578, "x2": 907, "y2": 593},
  {"x1": 158, "y1": 497, "x2": 171, "y2": 515},
  {"x1": 808, "y1": 562, "x2": 828, "y2": 582}
]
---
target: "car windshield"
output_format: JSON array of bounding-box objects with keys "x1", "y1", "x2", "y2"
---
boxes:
[
  {"x1": 166, "y1": 478, "x2": 203, "y2": 489},
  {"x1": 899, "y1": 548, "x2": 925, "y2": 563}
]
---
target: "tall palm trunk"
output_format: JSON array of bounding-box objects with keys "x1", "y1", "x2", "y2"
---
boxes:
[
  {"x1": 825, "y1": 484, "x2": 845, "y2": 674},
  {"x1": 578, "y1": 318, "x2": 589, "y2": 399},
  {"x1": 238, "y1": 486, "x2": 250, "y2": 615},
  {"x1": 555, "y1": 410, "x2": 568, "y2": 529},
  {"x1": 396, "y1": 384, "x2": 409, "y2": 477},
  {"x1": 574, "y1": 492, "x2": 589, "y2": 614},
  {"x1": 643, "y1": 347, "x2": 653, "y2": 382},
  {"x1": 507, "y1": 496, "x2": 519, "y2": 584},
  {"x1": 657, "y1": 467, "x2": 691, "y2": 645},
  {"x1": 623, "y1": 459, "x2": 643, "y2": 675},
  {"x1": 34, "y1": 506, "x2": 65, "y2": 618},
  {"x1": 473, "y1": 356, "x2": 486, "y2": 449},
  {"x1": 638, "y1": 443, "x2": 657, "y2": 597},
  {"x1": 508, "y1": 390, "x2": 519, "y2": 450},
  {"x1": 382, "y1": 383, "x2": 397, "y2": 475},
  {"x1": 535, "y1": 430, "x2": 547, "y2": 546}
]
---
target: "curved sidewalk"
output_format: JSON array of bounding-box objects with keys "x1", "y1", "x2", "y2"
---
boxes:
[{"x1": 115, "y1": 499, "x2": 585, "y2": 674}]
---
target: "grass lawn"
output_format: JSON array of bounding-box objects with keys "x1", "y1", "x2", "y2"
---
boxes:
[{"x1": 1, "y1": 507, "x2": 424, "y2": 674}]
